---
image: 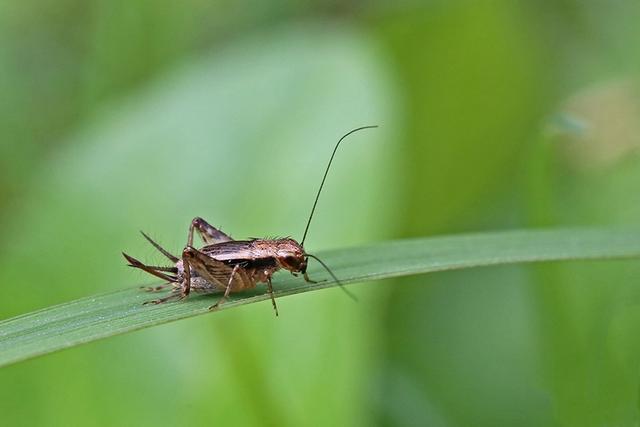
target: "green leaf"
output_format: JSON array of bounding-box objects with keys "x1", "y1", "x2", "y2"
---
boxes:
[{"x1": 1, "y1": 227, "x2": 639, "y2": 368}]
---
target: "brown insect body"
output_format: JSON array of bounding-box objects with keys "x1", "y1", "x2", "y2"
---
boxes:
[
  {"x1": 124, "y1": 223, "x2": 310, "y2": 315},
  {"x1": 180, "y1": 238, "x2": 308, "y2": 293},
  {"x1": 200, "y1": 238, "x2": 306, "y2": 269},
  {"x1": 123, "y1": 126, "x2": 376, "y2": 315}
]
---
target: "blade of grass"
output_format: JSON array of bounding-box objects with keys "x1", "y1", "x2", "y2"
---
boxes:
[{"x1": 1, "y1": 227, "x2": 640, "y2": 368}]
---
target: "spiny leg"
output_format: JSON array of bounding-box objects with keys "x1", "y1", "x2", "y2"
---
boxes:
[
  {"x1": 187, "y1": 217, "x2": 233, "y2": 247},
  {"x1": 181, "y1": 247, "x2": 193, "y2": 299},
  {"x1": 266, "y1": 277, "x2": 279, "y2": 317},
  {"x1": 182, "y1": 246, "x2": 230, "y2": 290},
  {"x1": 303, "y1": 272, "x2": 318, "y2": 284},
  {"x1": 145, "y1": 249, "x2": 194, "y2": 305},
  {"x1": 209, "y1": 264, "x2": 240, "y2": 311},
  {"x1": 143, "y1": 289, "x2": 185, "y2": 305},
  {"x1": 141, "y1": 248, "x2": 194, "y2": 306},
  {"x1": 182, "y1": 246, "x2": 253, "y2": 310}
]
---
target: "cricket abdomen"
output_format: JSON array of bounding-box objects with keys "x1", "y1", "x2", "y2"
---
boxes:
[{"x1": 226, "y1": 257, "x2": 278, "y2": 269}]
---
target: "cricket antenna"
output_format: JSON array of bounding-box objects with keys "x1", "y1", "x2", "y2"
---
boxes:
[
  {"x1": 300, "y1": 125, "x2": 378, "y2": 246},
  {"x1": 305, "y1": 253, "x2": 358, "y2": 301}
]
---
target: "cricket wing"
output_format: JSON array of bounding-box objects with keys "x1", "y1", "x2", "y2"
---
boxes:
[
  {"x1": 199, "y1": 240, "x2": 257, "y2": 262},
  {"x1": 184, "y1": 247, "x2": 251, "y2": 290}
]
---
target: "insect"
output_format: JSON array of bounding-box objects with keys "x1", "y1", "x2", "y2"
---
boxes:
[{"x1": 123, "y1": 125, "x2": 377, "y2": 315}]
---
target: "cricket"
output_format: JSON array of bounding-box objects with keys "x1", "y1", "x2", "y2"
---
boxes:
[{"x1": 123, "y1": 125, "x2": 377, "y2": 316}]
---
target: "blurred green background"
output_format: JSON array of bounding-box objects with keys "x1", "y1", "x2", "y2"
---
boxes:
[{"x1": 1, "y1": 1, "x2": 640, "y2": 426}]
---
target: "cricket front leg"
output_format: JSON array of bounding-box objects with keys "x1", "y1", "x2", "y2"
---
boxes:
[
  {"x1": 187, "y1": 217, "x2": 233, "y2": 246},
  {"x1": 303, "y1": 272, "x2": 322, "y2": 284}
]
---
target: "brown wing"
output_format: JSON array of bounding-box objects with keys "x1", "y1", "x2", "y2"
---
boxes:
[
  {"x1": 184, "y1": 246, "x2": 253, "y2": 291},
  {"x1": 199, "y1": 240, "x2": 257, "y2": 262}
]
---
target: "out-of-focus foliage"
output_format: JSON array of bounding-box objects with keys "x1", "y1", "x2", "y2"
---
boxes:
[{"x1": 1, "y1": 1, "x2": 639, "y2": 426}]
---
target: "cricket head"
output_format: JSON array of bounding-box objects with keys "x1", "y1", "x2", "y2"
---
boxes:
[
  {"x1": 273, "y1": 238, "x2": 308, "y2": 274},
  {"x1": 272, "y1": 238, "x2": 348, "y2": 296}
]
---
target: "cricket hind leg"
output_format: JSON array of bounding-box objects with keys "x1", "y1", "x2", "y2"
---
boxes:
[
  {"x1": 181, "y1": 246, "x2": 253, "y2": 312},
  {"x1": 187, "y1": 217, "x2": 233, "y2": 246},
  {"x1": 143, "y1": 288, "x2": 186, "y2": 305},
  {"x1": 142, "y1": 252, "x2": 190, "y2": 306}
]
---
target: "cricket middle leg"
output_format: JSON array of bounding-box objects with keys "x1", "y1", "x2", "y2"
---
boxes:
[{"x1": 209, "y1": 264, "x2": 240, "y2": 311}]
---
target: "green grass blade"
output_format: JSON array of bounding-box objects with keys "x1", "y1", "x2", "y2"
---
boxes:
[{"x1": 1, "y1": 228, "x2": 639, "y2": 368}]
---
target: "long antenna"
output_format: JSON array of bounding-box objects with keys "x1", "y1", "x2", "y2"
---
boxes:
[
  {"x1": 300, "y1": 125, "x2": 378, "y2": 246},
  {"x1": 306, "y1": 253, "x2": 357, "y2": 301}
]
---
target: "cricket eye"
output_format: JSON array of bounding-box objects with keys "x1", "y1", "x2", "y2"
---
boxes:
[{"x1": 284, "y1": 256, "x2": 301, "y2": 269}]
